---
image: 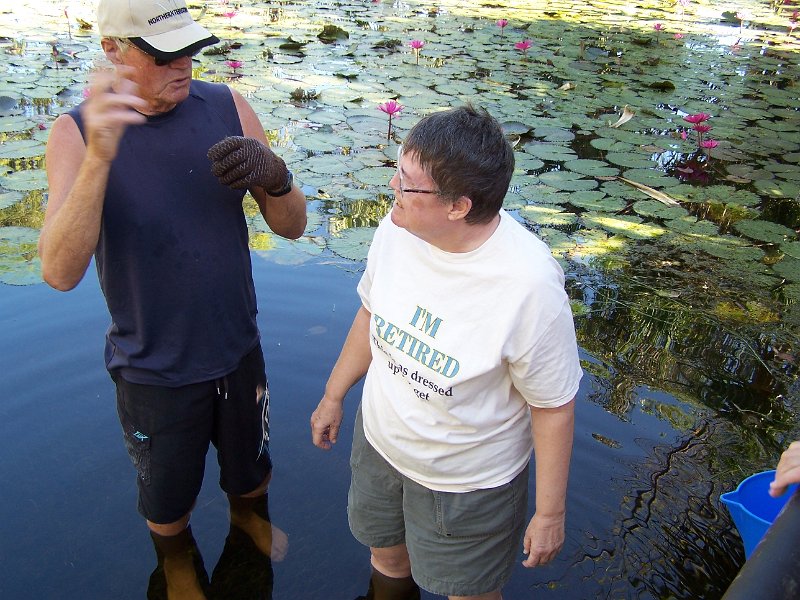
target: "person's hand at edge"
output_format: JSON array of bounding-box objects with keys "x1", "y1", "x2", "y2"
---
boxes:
[
  {"x1": 522, "y1": 511, "x2": 565, "y2": 567},
  {"x1": 310, "y1": 395, "x2": 344, "y2": 450},
  {"x1": 769, "y1": 440, "x2": 800, "y2": 497}
]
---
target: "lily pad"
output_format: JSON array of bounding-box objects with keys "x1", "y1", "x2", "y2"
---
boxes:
[
  {"x1": 582, "y1": 212, "x2": 666, "y2": 240},
  {"x1": 0, "y1": 169, "x2": 48, "y2": 191},
  {"x1": 0, "y1": 139, "x2": 46, "y2": 160},
  {"x1": 538, "y1": 170, "x2": 598, "y2": 191},
  {"x1": 733, "y1": 219, "x2": 797, "y2": 245},
  {"x1": 519, "y1": 205, "x2": 579, "y2": 228},
  {"x1": 772, "y1": 257, "x2": 800, "y2": 282},
  {"x1": 328, "y1": 226, "x2": 375, "y2": 261}
]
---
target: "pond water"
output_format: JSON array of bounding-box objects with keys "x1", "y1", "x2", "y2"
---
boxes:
[{"x1": 1, "y1": 0, "x2": 799, "y2": 598}]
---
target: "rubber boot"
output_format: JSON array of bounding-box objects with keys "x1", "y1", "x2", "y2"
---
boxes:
[
  {"x1": 355, "y1": 568, "x2": 421, "y2": 600},
  {"x1": 227, "y1": 493, "x2": 288, "y2": 561},
  {"x1": 147, "y1": 525, "x2": 209, "y2": 600}
]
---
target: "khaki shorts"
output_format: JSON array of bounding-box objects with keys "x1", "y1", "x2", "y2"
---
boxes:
[{"x1": 348, "y1": 406, "x2": 529, "y2": 597}]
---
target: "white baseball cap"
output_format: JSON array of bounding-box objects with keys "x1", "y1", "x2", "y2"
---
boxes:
[{"x1": 98, "y1": 0, "x2": 219, "y2": 61}]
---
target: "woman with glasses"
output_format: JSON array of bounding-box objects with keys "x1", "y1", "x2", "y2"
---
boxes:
[{"x1": 311, "y1": 105, "x2": 583, "y2": 600}]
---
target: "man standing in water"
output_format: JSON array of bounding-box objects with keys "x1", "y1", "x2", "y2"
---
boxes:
[
  {"x1": 311, "y1": 105, "x2": 582, "y2": 600},
  {"x1": 39, "y1": 0, "x2": 306, "y2": 596}
]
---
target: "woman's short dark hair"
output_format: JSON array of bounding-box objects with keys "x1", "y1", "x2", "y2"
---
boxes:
[{"x1": 402, "y1": 104, "x2": 515, "y2": 225}]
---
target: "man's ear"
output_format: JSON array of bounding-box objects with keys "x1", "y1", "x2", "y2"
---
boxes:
[
  {"x1": 101, "y1": 38, "x2": 123, "y2": 65},
  {"x1": 448, "y1": 196, "x2": 472, "y2": 221}
]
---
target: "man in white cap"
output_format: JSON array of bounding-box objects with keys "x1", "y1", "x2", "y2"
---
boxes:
[{"x1": 39, "y1": 0, "x2": 306, "y2": 597}]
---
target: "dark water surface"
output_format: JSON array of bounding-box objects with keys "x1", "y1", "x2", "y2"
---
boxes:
[{"x1": 1, "y1": 255, "x2": 749, "y2": 599}]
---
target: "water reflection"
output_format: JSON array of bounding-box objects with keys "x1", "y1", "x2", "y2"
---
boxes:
[{"x1": 147, "y1": 524, "x2": 274, "y2": 600}]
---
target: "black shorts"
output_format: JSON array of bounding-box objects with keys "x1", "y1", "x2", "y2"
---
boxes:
[{"x1": 112, "y1": 345, "x2": 272, "y2": 524}]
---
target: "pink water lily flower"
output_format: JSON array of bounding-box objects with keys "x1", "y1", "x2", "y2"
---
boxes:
[
  {"x1": 683, "y1": 113, "x2": 711, "y2": 124},
  {"x1": 653, "y1": 22, "x2": 664, "y2": 31},
  {"x1": 225, "y1": 60, "x2": 243, "y2": 73},
  {"x1": 497, "y1": 19, "x2": 508, "y2": 36},
  {"x1": 514, "y1": 39, "x2": 533, "y2": 56},
  {"x1": 378, "y1": 100, "x2": 404, "y2": 141},
  {"x1": 692, "y1": 124, "x2": 711, "y2": 133},
  {"x1": 409, "y1": 39, "x2": 424, "y2": 64},
  {"x1": 700, "y1": 140, "x2": 719, "y2": 160},
  {"x1": 674, "y1": 32, "x2": 684, "y2": 39},
  {"x1": 222, "y1": 10, "x2": 237, "y2": 24},
  {"x1": 378, "y1": 100, "x2": 403, "y2": 116}
]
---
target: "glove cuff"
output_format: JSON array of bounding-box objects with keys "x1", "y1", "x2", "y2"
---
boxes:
[{"x1": 267, "y1": 170, "x2": 294, "y2": 197}]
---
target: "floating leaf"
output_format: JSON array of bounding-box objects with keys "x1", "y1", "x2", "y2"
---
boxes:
[
  {"x1": 539, "y1": 170, "x2": 598, "y2": 191},
  {"x1": 0, "y1": 139, "x2": 46, "y2": 160},
  {"x1": 733, "y1": 219, "x2": 797, "y2": 244},
  {"x1": 563, "y1": 159, "x2": 619, "y2": 178},
  {"x1": 519, "y1": 205, "x2": 578, "y2": 228},
  {"x1": 609, "y1": 105, "x2": 635, "y2": 128},
  {"x1": 0, "y1": 169, "x2": 48, "y2": 191},
  {"x1": 616, "y1": 177, "x2": 680, "y2": 206},
  {"x1": 318, "y1": 25, "x2": 349, "y2": 44},
  {"x1": 633, "y1": 200, "x2": 687, "y2": 220},
  {"x1": 582, "y1": 212, "x2": 666, "y2": 240},
  {"x1": 0, "y1": 190, "x2": 24, "y2": 209},
  {"x1": 328, "y1": 226, "x2": 374, "y2": 261}
]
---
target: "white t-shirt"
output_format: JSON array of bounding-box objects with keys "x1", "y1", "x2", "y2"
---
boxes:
[{"x1": 357, "y1": 209, "x2": 583, "y2": 492}]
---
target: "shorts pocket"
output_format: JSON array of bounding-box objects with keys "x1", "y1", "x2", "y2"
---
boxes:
[
  {"x1": 123, "y1": 428, "x2": 152, "y2": 486},
  {"x1": 435, "y1": 481, "x2": 521, "y2": 539}
]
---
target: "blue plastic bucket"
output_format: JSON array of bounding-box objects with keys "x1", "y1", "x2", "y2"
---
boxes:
[{"x1": 720, "y1": 470, "x2": 799, "y2": 558}]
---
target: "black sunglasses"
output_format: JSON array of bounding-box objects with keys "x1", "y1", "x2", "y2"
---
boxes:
[{"x1": 120, "y1": 39, "x2": 200, "y2": 67}]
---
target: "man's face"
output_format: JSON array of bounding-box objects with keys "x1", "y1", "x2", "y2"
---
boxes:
[{"x1": 107, "y1": 40, "x2": 194, "y2": 114}]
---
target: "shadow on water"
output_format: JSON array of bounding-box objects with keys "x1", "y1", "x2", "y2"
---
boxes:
[{"x1": 1, "y1": 0, "x2": 800, "y2": 598}]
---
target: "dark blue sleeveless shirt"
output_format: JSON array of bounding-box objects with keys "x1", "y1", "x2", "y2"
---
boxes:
[{"x1": 70, "y1": 80, "x2": 260, "y2": 386}]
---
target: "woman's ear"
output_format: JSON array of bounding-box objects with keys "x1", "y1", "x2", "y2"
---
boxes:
[{"x1": 448, "y1": 196, "x2": 472, "y2": 221}]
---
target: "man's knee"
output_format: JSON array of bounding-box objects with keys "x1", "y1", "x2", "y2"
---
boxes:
[
  {"x1": 147, "y1": 511, "x2": 192, "y2": 537},
  {"x1": 371, "y1": 544, "x2": 411, "y2": 578}
]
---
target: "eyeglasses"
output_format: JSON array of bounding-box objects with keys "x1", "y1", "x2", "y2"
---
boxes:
[
  {"x1": 119, "y1": 39, "x2": 199, "y2": 67},
  {"x1": 396, "y1": 145, "x2": 440, "y2": 197}
]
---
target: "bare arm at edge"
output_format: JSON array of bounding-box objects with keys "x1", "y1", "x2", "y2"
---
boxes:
[
  {"x1": 38, "y1": 69, "x2": 147, "y2": 291},
  {"x1": 230, "y1": 87, "x2": 306, "y2": 240},
  {"x1": 310, "y1": 305, "x2": 373, "y2": 450},
  {"x1": 522, "y1": 398, "x2": 575, "y2": 567}
]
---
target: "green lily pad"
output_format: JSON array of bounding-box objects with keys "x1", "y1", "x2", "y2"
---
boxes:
[
  {"x1": 772, "y1": 256, "x2": 800, "y2": 282},
  {"x1": 754, "y1": 178, "x2": 799, "y2": 199},
  {"x1": 538, "y1": 170, "x2": 598, "y2": 191},
  {"x1": 605, "y1": 152, "x2": 656, "y2": 169},
  {"x1": 563, "y1": 159, "x2": 619, "y2": 178},
  {"x1": 582, "y1": 212, "x2": 666, "y2": 240},
  {"x1": 0, "y1": 116, "x2": 35, "y2": 134},
  {"x1": 352, "y1": 166, "x2": 395, "y2": 187},
  {"x1": 0, "y1": 226, "x2": 41, "y2": 285},
  {"x1": 328, "y1": 226, "x2": 375, "y2": 261},
  {"x1": 0, "y1": 169, "x2": 48, "y2": 191},
  {"x1": 782, "y1": 242, "x2": 800, "y2": 259},
  {"x1": 519, "y1": 205, "x2": 579, "y2": 228},
  {"x1": 0, "y1": 190, "x2": 25, "y2": 209},
  {"x1": 0, "y1": 139, "x2": 46, "y2": 160},
  {"x1": 633, "y1": 200, "x2": 688, "y2": 220},
  {"x1": 733, "y1": 219, "x2": 797, "y2": 244}
]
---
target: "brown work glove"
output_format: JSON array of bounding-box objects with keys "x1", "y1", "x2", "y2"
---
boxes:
[{"x1": 208, "y1": 136, "x2": 289, "y2": 193}]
